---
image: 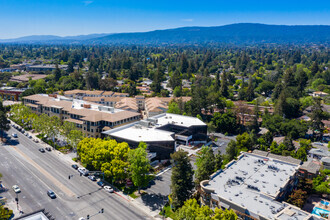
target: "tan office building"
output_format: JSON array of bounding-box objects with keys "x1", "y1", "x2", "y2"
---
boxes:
[{"x1": 23, "y1": 94, "x2": 140, "y2": 138}]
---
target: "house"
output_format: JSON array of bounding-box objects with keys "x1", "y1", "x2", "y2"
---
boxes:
[
  {"x1": 298, "y1": 160, "x2": 321, "y2": 179},
  {"x1": 312, "y1": 91, "x2": 328, "y2": 97}
]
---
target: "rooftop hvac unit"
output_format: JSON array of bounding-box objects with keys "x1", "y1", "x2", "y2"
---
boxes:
[
  {"x1": 147, "y1": 118, "x2": 158, "y2": 124},
  {"x1": 139, "y1": 120, "x2": 151, "y2": 127}
]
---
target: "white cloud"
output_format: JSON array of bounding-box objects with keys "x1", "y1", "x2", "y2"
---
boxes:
[
  {"x1": 181, "y1": 19, "x2": 194, "y2": 22},
  {"x1": 83, "y1": 1, "x2": 93, "y2": 6}
]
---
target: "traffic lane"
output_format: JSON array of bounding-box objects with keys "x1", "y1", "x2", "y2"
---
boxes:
[
  {"x1": 0, "y1": 145, "x2": 76, "y2": 219},
  {"x1": 8, "y1": 129, "x2": 149, "y2": 219}
]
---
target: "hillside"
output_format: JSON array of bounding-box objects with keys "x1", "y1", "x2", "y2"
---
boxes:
[{"x1": 1, "y1": 23, "x2": 329, "y2": 45}]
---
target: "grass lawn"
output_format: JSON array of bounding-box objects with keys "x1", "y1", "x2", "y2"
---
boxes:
[
  {"x1": 160, "y1": 204, "x2": 175, "y2": 219},
  {"x1": 129, "y1": 191, "x2": 139, "y2": 199}
]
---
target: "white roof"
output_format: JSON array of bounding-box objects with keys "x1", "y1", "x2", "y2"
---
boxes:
[
  {"x1": 152, "y1": 113, "x2": 206, "y2": 128},
  {"x1": 103, "y1": 121, "x2": 175, "y2": 142},
  {"x1": 207, "y1": 153, "x2": 299, "y2": 219}
]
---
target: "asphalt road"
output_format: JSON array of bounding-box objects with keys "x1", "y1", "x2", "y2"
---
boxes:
[{"x1": 0, "y1": 127, "x2": 151, "y2": 220}]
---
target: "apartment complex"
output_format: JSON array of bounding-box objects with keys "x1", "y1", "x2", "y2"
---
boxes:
[
  {"x1": 23, "y1": 94, "x2": 140, "y2": 138},
  {"x1": 199, "y1": 152, "x2": 319, "y2": 220},
  {"x1": 103, "y1": 113, "x2": 207, "y2": 159}
]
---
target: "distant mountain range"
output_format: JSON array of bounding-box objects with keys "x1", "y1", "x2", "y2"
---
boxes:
[
  {"x1": 0, "y1": 33, "x2": 109, "y2": 43},
  {"x1": 1, "y1": 23, "x2": 329, "y2": 45}
]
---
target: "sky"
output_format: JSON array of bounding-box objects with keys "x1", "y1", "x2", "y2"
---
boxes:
[{"x1": 0, "y1": 0, "x2": 329, "y2": 39}]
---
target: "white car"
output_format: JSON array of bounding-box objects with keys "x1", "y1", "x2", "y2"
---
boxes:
[
  {"x1": 104, "y1": 185, "x2": 114, "y2": 193},
  {"x1": 78, "y1": 167, "x2": 89, "y2": 176},
  {"x1": 12, "y1": 133, "x2": 18, "y2": 138},
  {"x1": 12, "y1": 185, "x2": 21, "y2": 193}
]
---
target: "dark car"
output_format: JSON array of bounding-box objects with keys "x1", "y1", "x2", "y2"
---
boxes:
[
  {"x1": 88, "y1": 175, "x2": 97, "y2": 181},
  {"x1": 47, "y1": 190, "x2": 56, "y2": 199},
  {"x1": 97, "y1": 181, "x2": 105, "y2": 187},
  {"x1": 45, "y1": 147, "x2": 51, "y2": 151},
  {"x1": 72, "y1": 164, "x2": 78, "y2": 170},
  {"x1": 39, "y1": 148, "x2": 45, "y2": 153}
]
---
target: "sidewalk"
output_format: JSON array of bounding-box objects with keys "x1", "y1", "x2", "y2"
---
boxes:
[{"x1": 114, "y1": 189, "x2": 170, "y2": 220}]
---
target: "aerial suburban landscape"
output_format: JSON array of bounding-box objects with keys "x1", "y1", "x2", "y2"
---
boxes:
[{"x1": 0, "y1": 1, "x2": 330, "y2": 220}]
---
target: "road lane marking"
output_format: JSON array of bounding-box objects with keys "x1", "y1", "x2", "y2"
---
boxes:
[{"x1": 10, "y1": 145, "x2": 75, "y2": 197}]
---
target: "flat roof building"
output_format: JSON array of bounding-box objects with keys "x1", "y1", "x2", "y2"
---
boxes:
[
  {"x1": 200, "y1": 152, "x2": 306, "y2": 220},
  {"x1": 23, "y1": 94, "x2": 140, "y2": 138},
  {"x1": 103, "y1": 113, "x2": 207, "y2": 159}
]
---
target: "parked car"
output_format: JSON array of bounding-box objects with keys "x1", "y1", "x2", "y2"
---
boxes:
[
  {"x1": 103, "y1": 185, "x2": 114, "y2": 193},
  {"x1": 45, "y1": 147, "x2": 51, "y2": 151},
  {"x1": 78, "y1": 167, "x2": 89, "y2": 176},
  {"x1": 11, "y1": 133, "x2": 18, "y2": 138},
  {"x1": 12, "y1": 185, "x2": 21, "y2": 193},
  {"x1": 39, "y1": 148, "x2": 45, "y2": 153},
  {"x1": 28, "y1": 135, "x2": 32, "y2": 139},
  {"x1": 25, "y1": 133, "x2": 29, "y2": 137},
  {"x1": 88, "y1": 175, "x2": 97, "y2": 181},
  {"x1": 33, "y1": 139, "x2": 39, "y2": 143},
  {"x1": 47, "y1": 190, "x2": 56, "y2": 199},
  {"x1": 71, "y1": 164, "x2": 78, "y2": 170},
  {"x1": 97, "y1": 181, "x2": 105, "y2": 187}
]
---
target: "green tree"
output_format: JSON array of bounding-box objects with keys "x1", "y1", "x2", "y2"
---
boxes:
[
  {"x1": 226, "y1": 140, "x2": 238, "y2": 161},
  {"x1": 167, "y1": 101, "x2": 181, "y2": 114},
  {"x1": 214, "y1": 152, "x2": 223, "y2": 171},
  {"x1": 256, "y1": 80, "x2": 274, "y2": 97},
  {"x1": 310, "y1": 98, "x2": 328, "y2": 138},
  {"x1": 54, "y1": 64, "x2": 62, "y2": 81},
  {"x1": 220, "y1": 72, "x2": 229, "y2": 98},
  {"x1": 0, "y1": 101, "x2": 9, "y2": 139},
  {"x1": 195, "y1": 146, "x2": 215, "y2": 185},
  {"x1": 246, "y1": 77, "x2": 255, "y2": 101},
  {"x1": 170, "y1": 150, "x2": 194, "y2": 208},
  {"x1": 174, "y1": 198, "x2": 237, "y2": 220},
  {"x1": 212, "y1": 111, "x2": 238, "y2": 134},
  {"x1": 128, "y1": 142, "x2": 151, "y2": 193},
  {"x1": 67, "y1": 129, "x2": 84, "y2": 152},
  {"x1": 0, "y1": 205, "x2": 13, "y2": 219}
]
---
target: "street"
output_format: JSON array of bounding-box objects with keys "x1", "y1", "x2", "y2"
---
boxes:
[{"x1": 0, "y1": 127, "x2": 151, "y2": 220}]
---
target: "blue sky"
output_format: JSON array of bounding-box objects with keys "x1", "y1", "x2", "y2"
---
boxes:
[{"x1": 0, "y1": 0, "x2": 329, "y2": 38}]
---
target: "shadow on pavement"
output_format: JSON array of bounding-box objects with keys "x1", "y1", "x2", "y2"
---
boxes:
[
  {"x1": 8, "y1": 138, "x2": 19, "y2": 146},
  {"x1": 140, "y1": 193, "x2": 167, "y2": 211},
  {"x1": 76, "y1": 188, "x2": 103, "y2": 199}
]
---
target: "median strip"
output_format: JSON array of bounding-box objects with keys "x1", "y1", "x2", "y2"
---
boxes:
[{"x1": 10, "y1": 145, "x2": 76, "y2": 198}]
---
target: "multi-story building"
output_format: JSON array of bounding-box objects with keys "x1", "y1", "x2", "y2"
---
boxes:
[
  {"x1": 102, "y1": 113, "x2": 207, "y2": 159},
  {"x1": 145, "y1": 97, "x2": 191, "y2": 117},
  {"x1": 63, "y1": 90, "x2": 128, "y2": 100},
  {"x1": 0, "y1": 87, "x2": 26, "y2": 101},
  {"x1": 200, "y1": 152, "x2": 305, "y2": 220},
  {"x1": 23, "y1": 94, "x2": 140, "y2": 138},
  {"x1": 26, "y1": 64, "x2": 67, "y2": 72}
]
